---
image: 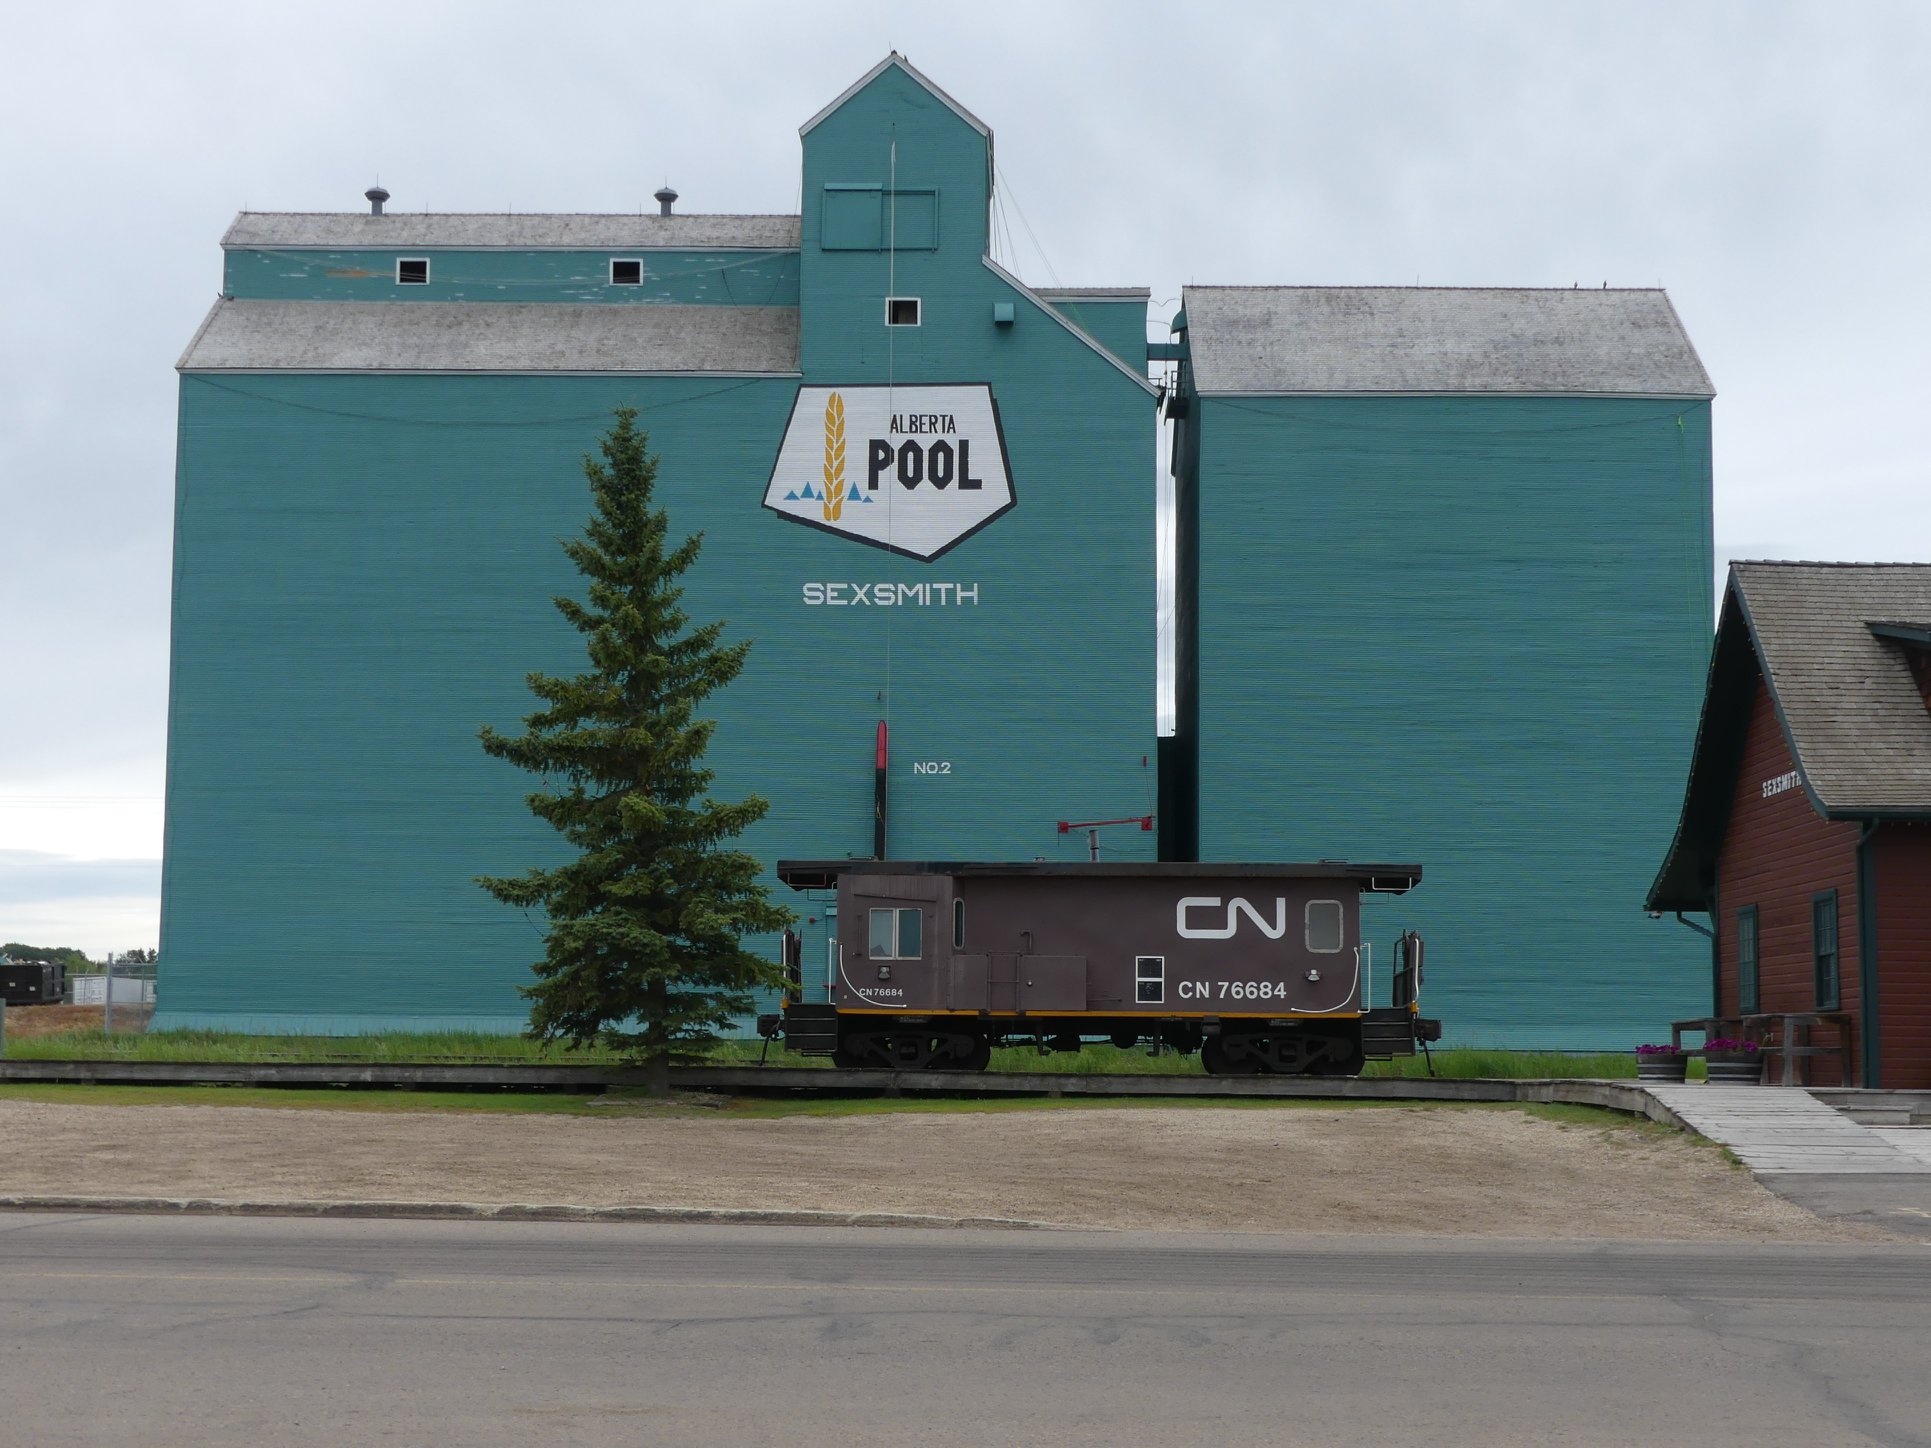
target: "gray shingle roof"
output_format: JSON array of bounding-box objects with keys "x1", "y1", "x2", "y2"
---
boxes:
[
  {"x1": 1736, "y1": 561, "x2": 1931, "y2": 812},
  {"x1": 178, "y1": 299, "x2": 800, "y2": 374},
  {"x1": 223, "y1": 213, "x2": 802, "y2": 250},
  {"x1": 1182, "y1": 286, "x2": 1714, "y2": 396},
  {"x1": 1648, "y1": 561, "x2": 1931, "y2": 910}
]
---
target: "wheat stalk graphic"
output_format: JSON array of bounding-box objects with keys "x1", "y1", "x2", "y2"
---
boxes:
[{"x1": 822, "y1": 392, "x2": 846, "y2": 521}]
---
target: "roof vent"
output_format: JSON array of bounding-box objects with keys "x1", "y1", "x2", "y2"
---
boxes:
[
  {"x1": 365, "y1": 185, "x2": 390, "y2": 217},
  {"x1": 654, "y1": 185, "x2": 678, "y2": 217}
]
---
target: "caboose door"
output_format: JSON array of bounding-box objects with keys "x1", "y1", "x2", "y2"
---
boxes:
[{"x1": 987, "y1": 954, "x2": 1019, "y2": 1013}]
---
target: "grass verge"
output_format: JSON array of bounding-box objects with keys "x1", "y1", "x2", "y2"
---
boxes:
[{"x1": 3, "y1": 1027, "x2": 1678, "y2": 1079}]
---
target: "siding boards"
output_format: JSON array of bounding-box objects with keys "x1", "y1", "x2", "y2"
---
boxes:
[
  {"x1": 222, "y1": 247, "x2": 804, "y2": 307},
  {"x1": 1715, "y1": 674, "x2": 1860, "y2": 1079},
  {"x1": 160, "y1": 63, "x2": 1159, "y2": 1033},
  {"x1": 1875, "y1": 821, "x2": 1931, "y2": 1088},
  {"x1": 1191, "y1": 394, "x2": 1713, "y2": 1047}
]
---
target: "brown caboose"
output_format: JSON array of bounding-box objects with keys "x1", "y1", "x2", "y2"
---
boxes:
[{"x1": 767, "y1": 860, "x2": 1436, "y2": 1075}]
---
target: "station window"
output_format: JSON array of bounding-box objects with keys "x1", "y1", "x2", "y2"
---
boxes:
[
  {"x1": 1306, "y1": 900, "x2": 1344, "y2": 954},
  {"x1": 869, "y1": 906, "x2": 923, "y2": 960},
  {"x1": 1136, "y1": 955, "x2": 1164, "y2": 1004},
  {"x1": 609, "y1": 258, "x2": 642, "y2": 285},
  {"x1": 953, "y1": 898, "x2": 965, "y2": 949},
  {"x1": 396, "y1": 257, "x2": 429, "y2": 285},
  {"x1": 1813, "y1": 891, "x2": 1839, "y2": 1009},
  {"x1": 885, "y1": 296, "x2": 921, "y2": 327},
  {"x1": 1737, "y1": 905, "x2": 1760, "y2": 1014}
]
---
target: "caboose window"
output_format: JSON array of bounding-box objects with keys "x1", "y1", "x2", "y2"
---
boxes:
[
  {"x1": 1135, "y1": 955, "x2": 1164, "y2": 1004},
  {"x1": 868, "y1": 907, "x2": 924, "y2": 959},
  {"x1": 1306, "y1": 900, "x2": 1343, "y2": 953}
]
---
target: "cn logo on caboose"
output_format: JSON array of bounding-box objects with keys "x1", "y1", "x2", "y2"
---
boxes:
[{"x1": 1174, "y1": 896, "x2": 1289, "y2": 940}]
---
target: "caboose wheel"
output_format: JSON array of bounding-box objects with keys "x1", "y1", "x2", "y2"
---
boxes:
[
  {"x1": 1307, "y1": 1035, "x2": 1366, "y2": 1077},
  {"x1": 1201, "y1": 1036, "x2": 1259, "y2": 1075},
  {"x1": 951, "y1": 1035, "x2": 992, "y2": 1072}
]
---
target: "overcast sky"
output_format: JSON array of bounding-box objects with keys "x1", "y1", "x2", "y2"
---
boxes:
[{"x1": 3, "y1": 1, "x2": 1927, "y2": 955}]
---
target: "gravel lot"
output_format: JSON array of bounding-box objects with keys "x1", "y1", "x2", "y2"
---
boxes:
[{"x1": 0, "y1": 1097, "x2": 1869, "y2": 1240}]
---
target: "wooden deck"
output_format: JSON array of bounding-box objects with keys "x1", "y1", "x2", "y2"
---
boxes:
[{"x1": 1647, "y1": 1084, "x2": 1931, "y2": 1174}]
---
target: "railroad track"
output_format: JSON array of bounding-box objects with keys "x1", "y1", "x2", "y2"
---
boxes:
[{"x1": 0, "y1": 1058, "x2": 1674, "y2": 1120}]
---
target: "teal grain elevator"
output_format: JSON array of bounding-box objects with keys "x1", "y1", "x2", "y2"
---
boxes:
[
  {"x1": 161, "y1": 56, "x2": 1715, "y2": 1043},
  {"x1": 1167, "y1": 287, "x2": 1715, "y2": 1045},
  {"x1": 161, "y1": 56, "x2": 1157, "y2": 1031}
]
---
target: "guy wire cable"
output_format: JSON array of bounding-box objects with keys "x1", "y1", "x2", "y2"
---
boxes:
[{"x1": 883, "y1": 129, "x2": 897, "y2": 744}]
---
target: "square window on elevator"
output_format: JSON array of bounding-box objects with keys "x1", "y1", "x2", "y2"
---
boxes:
[
  {"x1": 886, "y1": 297, "x2": 921, "y2": 327},
  {"x1": 609, "y1": 259, "x2": 642, "y2": 285},
  {"x1": 396, "y1": 257, "x2": 429, "y2": 285}
]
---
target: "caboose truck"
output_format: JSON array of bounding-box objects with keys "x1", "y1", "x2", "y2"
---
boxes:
[{"x1": 762, "y1": 861, "x2": 1440, "y2": 1076}]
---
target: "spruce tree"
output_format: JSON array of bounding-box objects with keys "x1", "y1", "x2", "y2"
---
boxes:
[{"x1": 479, "y1": 408, "x2": 790, "y2": 1087}]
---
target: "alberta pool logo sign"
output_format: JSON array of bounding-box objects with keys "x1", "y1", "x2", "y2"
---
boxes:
[{"x1": 763, "y1": 385, "x2": 1016, "y2": 562}]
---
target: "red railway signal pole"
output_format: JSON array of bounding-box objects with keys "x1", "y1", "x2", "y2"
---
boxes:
[{"x1": 1056, "y1": 814, "x2": 1155, "y2": 862}]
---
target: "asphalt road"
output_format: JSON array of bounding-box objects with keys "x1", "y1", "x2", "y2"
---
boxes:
[{"x1": 4, "y1": 1214, "x2": 1931, "y2": 1447}]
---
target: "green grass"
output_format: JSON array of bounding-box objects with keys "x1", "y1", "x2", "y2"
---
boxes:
[
  {"x1": 0, "y1": 1082, "x2": 609, "y2": 1113},
  {"x1": 5, "y1": 1028, "x2": 620, "y2": 1065},
  {"x1": 3, "y1": 1029, "x2": 1680, "y2": 1078}
]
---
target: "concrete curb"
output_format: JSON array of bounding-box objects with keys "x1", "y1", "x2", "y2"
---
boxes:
[{"x1": 0, "y1": 1194, "x2": 1068, "y2": 1231}]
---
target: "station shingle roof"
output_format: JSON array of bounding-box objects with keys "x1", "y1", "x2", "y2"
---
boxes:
[
  {"x1": 178, "y1": 299, "x2": 800, "y2": 374},
  {"x1": 1647, "y1": 562, "x2": 1931, "y2": 911},
  {"x1": 1182, "y1": 286, "x2": 1713, "y2": 397},
  {"x1": 1735, "y1": 562, "x2": 1931, "y2": 811},
  {"x1": 223, "y1": 213, "x2": 802, "y2": 250}
]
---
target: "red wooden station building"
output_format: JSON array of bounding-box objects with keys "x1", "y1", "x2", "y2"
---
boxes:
[{"x1": 1649, "y1": 562, "x2": 1931, "y2": 1088}]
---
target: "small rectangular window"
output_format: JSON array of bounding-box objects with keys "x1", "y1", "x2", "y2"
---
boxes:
[
  {"x1": 1737, "y1": 906, "x2": 1759, "y2": 1015},
  {"x1": 396, "y1": 257, "x2": 429, "y2": 285},
  {"x1": 1306, "y1": 899, "x2": 1344, "y2": 954},
  {"x1": 1135, "y1": 955, "x2": 1165, "y2": 1004},
  {"x1": 886, "y1": 296, "x2": 921, "y2": 327},
  {"x1": 953, "y1": 898, "x2": 965, "y2": 950},
  {"x1": 609, "y1": 258, "x2": 642, "y2": 285},
  {"x1": 1813, "y1": 890, "x2": 1839, "y2": 1009},
  {"x1": 867, "y1": 906, "x2": 923, "y2": 960}
]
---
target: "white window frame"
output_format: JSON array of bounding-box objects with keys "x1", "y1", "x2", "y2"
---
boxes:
[
  {"x1": 884, "y1": 296, "x2": 921, "y2": 327},
  {"x1": 1135, "y1": 955, "x2": 1165, "y2": 1004},
  {"x1": 1305, "y1": 899, "x2": 1344, "y2": 954},
  {"x1": 396, "y1": 257, "x2": 430, "y2": 285},
  {"x1": 609, "y1": 258, "x2": 643, "y2": 285}
]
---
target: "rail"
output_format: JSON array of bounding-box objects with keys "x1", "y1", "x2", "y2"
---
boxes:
[{"x1": 0, "y1": 1057, "x2": 1674, "y2": 1120}]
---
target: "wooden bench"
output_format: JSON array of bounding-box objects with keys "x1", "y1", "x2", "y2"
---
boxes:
[{"x1": 1671, "y1": 1013, "x2": 1854, "y2": 1086}]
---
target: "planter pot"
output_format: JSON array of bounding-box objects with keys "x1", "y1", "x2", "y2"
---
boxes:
[
  {"x1": 1636, "y1": 1052, "x2": 1689, "y2": 1083},
  {"x1": 1705, "y1": 1051, "x2": 1765, "y2": 1084}
]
